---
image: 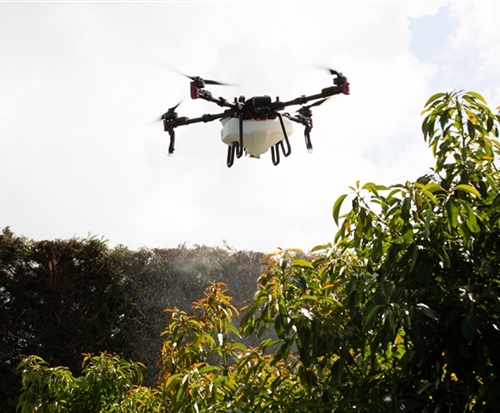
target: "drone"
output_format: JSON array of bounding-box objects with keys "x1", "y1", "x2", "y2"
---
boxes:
[{"x1": 160, "y1": 69, "x2": 349, "y2": 167}]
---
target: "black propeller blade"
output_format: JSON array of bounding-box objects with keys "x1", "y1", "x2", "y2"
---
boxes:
[
  {"x1": 182, "y1": 73, "x2": 233, "y2": 86},
  {"x1": 160, "y1": 102, "x2": 182, "y2": 121},
  {"x1": 325, "y1": 67, "x2": 348, "y2": 87},
  {"x1": 327, "y1": 68, "x2": 341, "y2": 76},
  {"x1": 161, "y1": 64, "x2": 233, "y2": 86},
  {"x1": 167, "y1": 102, "x2": 181, "y2": 112},
  {"x1": 314, "y1": 65, "x2": 342, "y2": 77}
]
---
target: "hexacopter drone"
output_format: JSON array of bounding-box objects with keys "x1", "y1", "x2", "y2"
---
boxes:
[{"x1": 160, "y1": 69, "x2": 349, "y2": 167}]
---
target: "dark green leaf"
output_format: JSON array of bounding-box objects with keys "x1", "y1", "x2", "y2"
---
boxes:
[
  {"x1": 424, "y1": 92, "x2": 446, "y2": 107},
  {"x1": 461, "y1": 313, "x2": 477, "y2": 341},
  {"x1": 333, "y1": 193, "x2": 348, "y2": 225},
  {"x1": 330, "y1": 359, "x2": 343, "y2": 384},
  {"x1": 416, "y1": 303, "x2": 439, "y2": 320}
]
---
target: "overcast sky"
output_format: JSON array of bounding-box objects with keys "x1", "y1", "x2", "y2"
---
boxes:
[{"x1": 1, "y1": 2, "x2": 500, "y2": 253}]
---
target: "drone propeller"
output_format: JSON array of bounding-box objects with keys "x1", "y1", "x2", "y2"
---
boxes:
[
  {"x1": 162, "y1": 64, "x2": 234, "y2": 86},
  {"x1": 314, "y1": 65, "x2": 342, "y2": 77},
  {"x1": 168, "y1": 102, "x2": 181, "y2": 111},
  {"x1": 160, "y1": 102, "x2": 182, "y2": 121},
  {"x1": 186, "y1": 75, "x2": 227, "y2": 86},
  {"x1": 324, "y1": 67, "x2": 348, "y2": 90},
  {"x1": 327, "y1": 68, "x2": 341, "y2": 76},
  {"x1": 180, "y1": 73, "x2": 235, "y2": 87}
]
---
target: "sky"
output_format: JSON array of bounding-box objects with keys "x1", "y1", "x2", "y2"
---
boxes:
[{"x1": 1, "y1": 1, "x2": 500, "y2": 253}]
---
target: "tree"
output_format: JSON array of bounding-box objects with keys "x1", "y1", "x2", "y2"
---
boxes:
[
  {"x1": 118, "y1": 245, "x2": 264, "y2": 386},
  {"x1": 16, "y1": 90, "x2": 500, "y2": 412},
  {"x1": 17, "y1": 353, "x2": 148, "y2": 413},
  {"x1": 2, "y1": 233, "x2": 264, "y2": 412},
  {"x1": 0, "y1": 232, "x2": 134, "y2": 412},
  {"x1": 17, "y1": 282, "x2": 306, "y2": 413},
  {"x1": 245, "y1": 90, "x2": 500, "y2": 411}
]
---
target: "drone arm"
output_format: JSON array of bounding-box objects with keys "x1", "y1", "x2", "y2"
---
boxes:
[
  {"x1": 196, "y1": 89, "x2": 235, "y2": 109},
  {"x1": 164, "y1": 111, "x2": 230, "y2": 155},
  {"x1": 274, "y1": 71, "x2": 349, "y2": 111},
  {"x1": 184, "y1": 112, "x2": 228, "y2": 125},
  {"x1": 276, "y1": 85, "x2": 345, "y2": 111},
  {"x1": 165, "y1": 111, "x2": 229, "y2": 130}
]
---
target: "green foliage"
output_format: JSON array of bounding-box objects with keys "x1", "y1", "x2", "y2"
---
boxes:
[
  {"x1": 1, "y1": 233, "x2": 263, "y2": 411},
  {"x1": 157, "y1": 280, "x2": 308, "y2": 412},
  {"x1": 117, "y1": 245, "x2": 264, "y2": 386},
  {"x1": 17, "y1": 353, "x2": 149, "y2": 413},
  {"x1": 0, "y1": 232, "x2": 134, "y2": 412},
  {"x1": 12, "y1": 90, "x2": 500, "y2": 412},
  {"x1": 0, "y1": 233, "x2": 132, "y2": 367},
  {"x1": 327, "y1": 90, "x2": 500, "y2": 410},
  {"x1": 15, "y1": 282, "x2": 307, "y2": 412}
]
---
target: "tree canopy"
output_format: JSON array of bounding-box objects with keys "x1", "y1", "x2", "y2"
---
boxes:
[
  {"x1": 12, "y1": 90, "x2": 500, "y2": 412},
  {"x1": 0, "y1": 233, "x2": 134, "y2": 412},
  {"x1": 0, "y1": 233, "x2": 263, "y2": 412}
]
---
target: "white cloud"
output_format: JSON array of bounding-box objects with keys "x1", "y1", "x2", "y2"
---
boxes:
[{"x1": 444, "y1": 3, "x2": 500, "y2": 102}]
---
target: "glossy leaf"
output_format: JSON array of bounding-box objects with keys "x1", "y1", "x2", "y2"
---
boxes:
[
  {"x1": 424, "y1": 92, "x2": 446, "y2": 108},
  {"x1": 332, "y1": 193, "x2": 348, "y2": 225},
  {"x1": 454, "y1": 183, "x2": 481, "y2": 198}
]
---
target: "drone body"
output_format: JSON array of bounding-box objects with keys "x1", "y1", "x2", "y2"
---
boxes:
[{"x1": 161, "y1": 70, "x2": 349, "y2": 167}]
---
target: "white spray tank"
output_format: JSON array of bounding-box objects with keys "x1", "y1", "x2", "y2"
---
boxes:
[{"x1": 220, "y1": 117, "x2": 293, "y2": 158}]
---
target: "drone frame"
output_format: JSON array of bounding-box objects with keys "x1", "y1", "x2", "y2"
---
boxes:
[{"x1": 161, "y1": 70, "x2": 350, "y2": 167}]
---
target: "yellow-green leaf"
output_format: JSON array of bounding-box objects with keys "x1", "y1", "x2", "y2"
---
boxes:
[
  {"x1": 455, "y1": 184, "x2": 481, "y2": 198},
  {"x1": 465, "y1": 91, "x2": 487, "y2": 104},
  {"x1": 291, "y1": 257, "x2": 314, "y2": 269}
]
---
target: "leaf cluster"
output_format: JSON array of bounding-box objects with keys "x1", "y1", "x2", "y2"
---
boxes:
[{"x1": 17, "y1": 353, "x2": 149, "y2": 413}]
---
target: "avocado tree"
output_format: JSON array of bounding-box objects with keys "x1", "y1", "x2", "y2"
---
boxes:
[{"x1": 244, "y1": 90, "x2": 500, "y2": 412}]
